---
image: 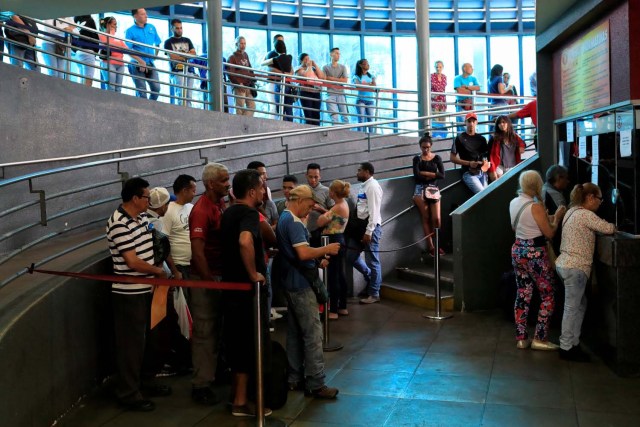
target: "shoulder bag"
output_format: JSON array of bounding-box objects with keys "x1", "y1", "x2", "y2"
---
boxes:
[{"x1": 422, "y1": 185, "x2": 441, "y2": 201}]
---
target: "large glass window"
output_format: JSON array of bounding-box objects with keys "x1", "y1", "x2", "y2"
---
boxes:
[
  {"x1": 300, "y1": 33, "x2": 329, "y2": 67},
  {"x1": 395, "y1": 36, "x2": 418, "y2": 132},
  {"x1": 364, "y1": 36, "x2": 393, "y2": 132},
  {"x1": 458, "y1": 36, "x2": 488, "y2": 131},
  {"x1": 182, "y1": 22, "x2": 204, "y2": 55},
  {"x1": 489, "y1": 35, "x2": 520, "y2": 99},
  {"x1": 521, "y1": 35, "x2": 536, "y2": 97},
  {"x1": 222, "y1": 26, "x2": 236, "y2": 56},
  {"x1": 429, "y1": 36, "x2": 456, "y2": 113}
]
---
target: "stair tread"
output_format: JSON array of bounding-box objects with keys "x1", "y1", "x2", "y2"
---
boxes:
[{"x1": 382, "y1": 279, "x2": 454, "y2": 298}]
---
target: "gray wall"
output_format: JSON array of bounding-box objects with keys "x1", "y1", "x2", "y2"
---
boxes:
[{"x1": 451, "y1": 155, "x2": 540, "y2": 311}]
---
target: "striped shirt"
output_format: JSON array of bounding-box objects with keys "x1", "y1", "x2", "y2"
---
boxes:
[{"x1": 106, "y1": 206, "x2": 154, "y2": 294}]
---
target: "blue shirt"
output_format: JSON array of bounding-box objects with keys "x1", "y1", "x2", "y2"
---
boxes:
[
  {"x1": 488, "y1": 75, "x2": 506, "y2": 105},
  {"x1": 453, "y1": 74, "x2": 480, "y2": 101},
  {"x1": 125, "y1": 23, "x2": 161, "y2": 65},
  {"x1": 276, "y1": 210, "x2": 314, "y2": 291},
  {"x1": 352, "y1": 73, "x2": 375, "y2": 98}
]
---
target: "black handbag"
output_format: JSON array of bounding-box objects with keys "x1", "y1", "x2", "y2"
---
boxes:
[{"x1": 248, "y1": 80, "x2": 258, "y2": 98}]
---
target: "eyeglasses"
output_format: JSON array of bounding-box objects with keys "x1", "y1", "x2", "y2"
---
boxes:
[
  {"x1": 139, "y1": 195, "x2": 151, "y2": 201},
  {"x1": 594, "y1": 195, "x2": 603, "y2": 201}
]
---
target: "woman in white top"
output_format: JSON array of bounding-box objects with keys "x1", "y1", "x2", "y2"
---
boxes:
[
  {"x1": 556, "y1": 183, "x2": 615, "y2": 362},
  {"x1": 509, "y1": 170, "x2": 565, "y2": 350}
]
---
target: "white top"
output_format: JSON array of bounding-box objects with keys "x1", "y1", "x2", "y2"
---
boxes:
[
  {"x1": 38, "y1": 18, "x2": 74, "y2": 41},
  {"x1": 357, "y1": 176, "x2": 383, "y2": 236},
  {"x1": 161, "y1": 201, "x2": 193, "y2": 266},
  {"x1": 509, "y1": 194, "x2": 542, "y2": 240}
]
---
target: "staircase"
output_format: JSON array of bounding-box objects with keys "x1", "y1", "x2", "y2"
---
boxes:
[{"x1": 380, "y1": 252, "x2": 454, "y2": 311}]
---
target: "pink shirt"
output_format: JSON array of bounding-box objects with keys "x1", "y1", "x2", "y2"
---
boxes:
[{"x1": 99, "y1": 33, "x2": 128, "y2": 66}]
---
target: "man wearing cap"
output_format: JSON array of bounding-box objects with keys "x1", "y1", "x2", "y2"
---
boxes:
[
  {"x1": 106, "y1": 178, "x2": 171, "y2": 412},
  {"x1": 276, "y1": 185, "x2": 340, "y2": 399},
  {"x1": 146, "y1": 187, "x2": 180, "y2": 277},
  {"x1": 450, "y1": 112, "x2": 490, "y2": 194}
]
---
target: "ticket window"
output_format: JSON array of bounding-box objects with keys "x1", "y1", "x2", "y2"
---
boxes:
[{"x1": 556, "y1": 106, "x2": 639, "y2": 234}]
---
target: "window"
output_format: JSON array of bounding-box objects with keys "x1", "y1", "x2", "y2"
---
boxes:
[
  {"x1": 364, "y1": 36, "x2": 393, "y2": 132},
  {"x1": 521, "y1": 35, "x2": 536, "y2": 97},
  {"x1": 395, "y1": 36, "x2": 418, "y2": 132},
  {"x1": 489, "y1": 35, "x2": 520, "y2": 100}
]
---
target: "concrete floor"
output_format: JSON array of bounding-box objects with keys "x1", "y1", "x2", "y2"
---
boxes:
[{"x1": 58, "y1": 299, "x2": 640, "y2": 427}]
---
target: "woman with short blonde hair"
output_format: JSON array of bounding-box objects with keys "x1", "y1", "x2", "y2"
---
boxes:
[{"x1": 509, "y1": 170, "x2": 566, "y2": 350}]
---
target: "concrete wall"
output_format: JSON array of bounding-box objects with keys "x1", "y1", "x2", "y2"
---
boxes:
[{"x1": 451, "y1": 155, "x2": 540, "y2": 311}]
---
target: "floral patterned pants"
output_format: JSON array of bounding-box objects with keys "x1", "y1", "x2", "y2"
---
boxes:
[{"x1": 511, "y1": 238, "x2": 556, "y2": 341}]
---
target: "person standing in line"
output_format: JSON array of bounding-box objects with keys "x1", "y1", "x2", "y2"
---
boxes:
[
  {"x1": 276, "y1": 185, "x2": 340, "y2": 398},
  {"x1": 453, "y1": 63, "x2": 481, "y2": 129},
  {"x1": 164, "y1": 19, "x2": 197, "y2": 106},
  {"x1": 276, "y1": 175, "x2": 298, "y2": 216},
  {"x1": 125, "y1": 8, "x2": 161, "y2": 100},
  {"x1": 317, "y1": 180, "x2": 351, "y2": 319},
  {"x1": 37, "y1": 17, "x2": 73, "y2": 77},
  {"x1": 73, "y1": 15, "x2": 100, "y2": 87},
  {"x1": 162, "y1": 175, "x2": 197, "y2": 280},
  {"x1": 509, "y1": 171, "x2": 565, "y2": 351},
  {"x1": 106, "y1": 177, "x2": 172, "y2": 412},
  {"x1": 227, "y1": 35, "x2": 256, "y2": 116},
  {"x1": 346, "y1": 162, "x2": 383, "y2": 304},
  {"x1": 304, "y1": 163, "x2": 334, "y2": 247},
  {"x1": 487, "y1": 115, "x2": 526, "y2": 182},
  {"x1": 556, "y1": 183, "x2": 616, "y2": 362},
  {"x1": 221, "y1": 169, "x2": 272, "y2": 417},
  {"x1": 322, "y1": 47, "x2": 349, "y2": 124},
  {"x1": 412, "y1": 134, "x2": 445, "y2": 256},
  {"x1": 98, "y1": 16, "x2": 137, "y2": 92},
  {"x1": 352, "y1": 59, "x2": 376, "y2": 132},
  {"x1": 450, "y1": 112, "x2": 490, "y2": 194}
]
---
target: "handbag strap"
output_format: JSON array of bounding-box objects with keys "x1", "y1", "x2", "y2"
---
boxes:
[
  {"x1": 562, "y1": 207, "x2": 583, "y2": 227},
  {"x1": 512, "y1": 200, "x2": 534, "y2": 230}
]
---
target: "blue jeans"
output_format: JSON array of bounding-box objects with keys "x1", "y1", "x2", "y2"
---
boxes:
[
  {"x1": 9, "y1": 44, "x2": 39, "y2": 71},
  {"x1": 285, "y1": 287, "x2": 326, "y2": 391},
  {"x1": 556, "y1": 267, "x2": 589, "y2": 351},
  {"x1": 102, "y1": 63, "x2": 124, "y2": 92},
  {"x1": 346, "y1": 236, "x2": 371, "y2": 288},
  {"x1": 326, "y1": 93, "x2": 349, "y2": 124},
  {"x1": 128, "y1": 64, "x2": 160, "y2": 100},
  {"x1": 346, "y1": 226, "x2": 382, "y2": 297},
  {"x1": 356, "y1": 99, "x2": 375, "y2": 132},
  {"x1": 462, "y1": 171, "x2": 488, "y2": 194}
]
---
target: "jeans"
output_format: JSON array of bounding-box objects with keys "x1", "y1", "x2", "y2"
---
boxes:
[
  {"x1": 274, "y1": 83, "x2": 294, "y2": 121},
  {"x1": 40, "y1": 41, "x2": 65, "y2": 78},
  {"x1": 102, "y1": 62, "x2": 124, "y2": 92},
  {"x1": 346, "y1": 226, "x2": 382, "y2": 297},
  {"x1": 285, "y1": 287, "x2": 326, "y2": 391},
  {"x1": 299, "y1": 90, "x2": 321, "y2": 125},
  {"x1": 356, "y1": 99, "x2": 375, "y2": 132},
  {"x1": 462, "y1": 171, "x2": 488, "y2": 194},
  {"x1": 171, "y1": 70, "x2": 197, "y2": 106},
  {"x1": 74, "y1": 50, "x2": 96, "y2": 82},
  {"x1": 326, "y1": 234, "x2": 347, "y2": 312},
  {"x1": 326, "y1": 93, "x2": 348, "y2": 124},
  {"x1": 9, "y1": 43, "x2": 39, "y2": 71},
  {"x1": 128, "y1": 63, "x2": 160, "y2": 100},
  {"x1": 346, "y1": 236, "x2": 372, "y2": 289},
  {"x1": 556, "y1": 267, "x2": 589, "y2": 351},
  {"x1": 190, "y1": 279, "x2": 223, "y2": 388}
]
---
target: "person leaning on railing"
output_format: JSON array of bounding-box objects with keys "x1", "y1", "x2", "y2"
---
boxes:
[
  {"x1": 125, "y1": 8, "x2": 161, "y2": 101},
  {"x1": 4, "y1": 15, "x2": 39, "y2": 71},
  {"x1": 261, "y1": 39, "x2": 294, "y2": 121},
  {"x1": 227, "y1": 35, "x2": 256, "y2": 116},
  {"x1": 98, "y1": 16, "x2": 133, "y2": 93},
  {"x1": 37, "y1": 17, "x2": 73, "y2": 78},
  {"x1": 295, "y1": 53, "x2": 326, "y2": 126},
  {"x1": 352, "y1": 59, "x2": 376, "y2": 133},
  {"x1": 73, "y1": 15, "x2": 100, "y2": 87},
  {"x1": 164, "y1": 19, "x2": 197, "y2": 107}
]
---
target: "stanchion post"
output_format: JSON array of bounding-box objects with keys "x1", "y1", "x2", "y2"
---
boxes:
[
  {"x1": 423, "y1": 228, "x2": 453, "y2": 320},
  {"x1": 321, "y1": 236, "x2": 343, "y2": 352},
  {"x1": 254, "y1": 281, "x2": 265, "y2": 426}
]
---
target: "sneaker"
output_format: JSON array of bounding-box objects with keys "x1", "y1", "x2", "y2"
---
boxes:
[
  {"x1": 307, "y1": 385, "x2": 339, "y2": 399},
  {"x1": 270, "y1": 308, "x2": 283, "y2": 320},
  {"x1": 328, "y1": 312, "x2": 339, "y2": 320},
  {"x1": 438, "y1": 248, "x2": 446, "y2": 256},
  {"x1": 155, "y1": 364, "x2": 178, "y2": 378},
  {"x1": 231, "y1": 402, "x2": 272, "y2": 417},
  {"x1": 192, "y1": 387, "x2": 219, "y2": 405},
  {"x1": 559, "y1": 345, "x2": 591, "y2": 363},
  {"x1": 360, "y1": 295, "x2": 380, "y2": 304},
  {"x1": 338, "y1": 309, "x2": 349, "y2": 316}
]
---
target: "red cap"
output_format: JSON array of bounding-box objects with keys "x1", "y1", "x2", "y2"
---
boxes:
[{"x1": 465, "y1": 112, "x2": 478, "y2": 121}]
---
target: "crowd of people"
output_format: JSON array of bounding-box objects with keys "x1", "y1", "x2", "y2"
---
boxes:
[{"x1": 106, "y1": 160, "x2": 384, "y2": 414}]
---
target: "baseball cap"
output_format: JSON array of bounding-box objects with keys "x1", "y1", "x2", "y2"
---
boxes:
[
  {"x1": 288, "y1": 185, "x2": 317, "y2": 202},
  {"x1": 149, "y1": 187, "x2": 170, "y2": 209},
  {"x1": 465, "y1": 112, "x2": 478, "y2": 121}
]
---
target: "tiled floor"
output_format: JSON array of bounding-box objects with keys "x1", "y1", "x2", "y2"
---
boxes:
[{"x1": 58, "y1": 299, "x2": 640, "y2": 427}]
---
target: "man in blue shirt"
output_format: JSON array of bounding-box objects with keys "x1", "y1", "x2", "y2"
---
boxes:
[
  {"x1": 276, "y1": 185, "x2": 340, "y2": 399},
  {"x1": 453, "y1": 63, "x2": 481, "y2": 130},
  {"x1": 125, "y1": 9, "x2": 161, "y2": 100}
]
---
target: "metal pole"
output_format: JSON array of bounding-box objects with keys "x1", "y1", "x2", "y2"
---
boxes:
[
  {"x1": 321, "y1": 235, "x2": 343, "y2": 352},
  {"x1": 205, "y1": 0, "x2": 223, "y2": 111},
  {"x1": 254, "y1": 281, "x2": 265, "y2": 426},
  {"x1": 416, "y1": 0, "x2": 431, "y2": 128},
  {"x1": 423, "y1": 228, "x2": 453, "y2": 320}
]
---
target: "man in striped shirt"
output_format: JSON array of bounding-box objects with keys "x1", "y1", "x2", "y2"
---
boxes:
[{"x1": 106, "y1": 177, "x2": 170, "y2": 412}]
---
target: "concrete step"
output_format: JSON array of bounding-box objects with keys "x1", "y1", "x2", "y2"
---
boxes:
[
  {"x1": 417, "y1": 252, "x2": 455, "y2": 269},
  {"x1": 380, "y1": 278, "x2": 454, "y2": 311},
  {"x1": 395, "y1": 263, "x2": 454, "y2": 291}
]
